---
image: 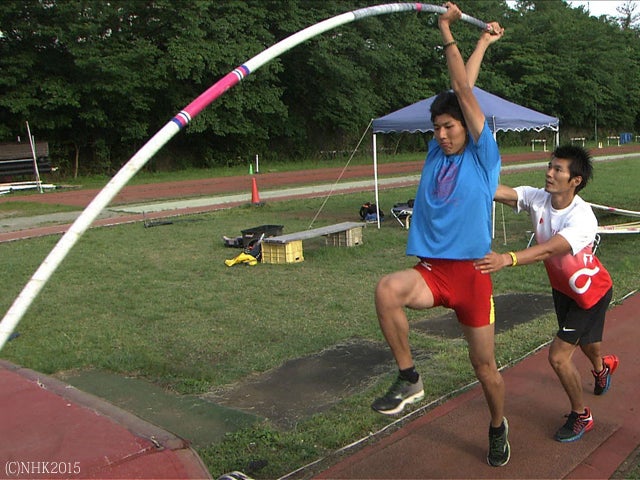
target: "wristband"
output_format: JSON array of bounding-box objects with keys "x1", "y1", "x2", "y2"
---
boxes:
[
  {"x1": 508, "y1": 251, "x2": 518, "y2": 267},
  {"x1": 443, "y1": 41, "x2": 457, "y2": 49}
]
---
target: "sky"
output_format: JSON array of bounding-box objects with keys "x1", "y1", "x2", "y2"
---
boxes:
[
  {"x1": 506, "y1": 1, "x2": 636, "y2": 17},
  {"x1": 566, "y1": 1, "x2": 634, "y2": 17}
]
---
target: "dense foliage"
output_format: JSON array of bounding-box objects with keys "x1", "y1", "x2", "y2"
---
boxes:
[{"x1": 1, "y1": 0, "x2": 639, "y2": 174}]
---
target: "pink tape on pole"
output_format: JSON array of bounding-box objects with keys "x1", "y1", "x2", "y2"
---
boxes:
[{"x1": 182, "y1": 66, "x2": 250, "y2": 121}]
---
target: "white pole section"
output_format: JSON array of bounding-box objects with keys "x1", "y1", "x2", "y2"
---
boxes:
[
  {"x1": 373, "y1": 132, "x2": 381, "y2": 229},
  {"x1": 0, "y1": 3, "x2": 492, "y2": 351},
  {"x1": 26, "y1": 122, "x2": 43, "y2": 194}
]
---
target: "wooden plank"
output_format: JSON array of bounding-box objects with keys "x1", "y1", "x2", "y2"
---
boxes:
[
  {"x1": 263, "y1": 222, "x2": 365, "y2": 244},
  {"x1": 0, "y1": 142, "x2": 49, "y2": 161}
]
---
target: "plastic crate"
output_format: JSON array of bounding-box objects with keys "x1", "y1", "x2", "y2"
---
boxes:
[
  {"x1": 241, "y1": 224, "x2": 284, "y2": 247},
  {"x1": 261, "y1": 241, "x2": 304, "y2": 264},
  {"x1": 325, "y1": 226, "x2": 363, "y2": 247}
]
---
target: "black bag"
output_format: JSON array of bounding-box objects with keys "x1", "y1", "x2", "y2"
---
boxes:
[
  {"x1": 243, "y1": 234, "x2": 264, "y2": 260},
  {"x1": 244, "y1": 240, "x2": 262, "y2": 260},
  {"x1": 359, "y1": 202, "x2": 384, "y2": 221}
]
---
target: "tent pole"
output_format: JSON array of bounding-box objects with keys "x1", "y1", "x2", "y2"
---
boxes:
[
  {"x1": 501, "y1": 202, "x2": 507, "y2": 245},
  {"x1": 373, "y1": 131, "x2": 380, "y2": 229},
  {"x1": 492, "y1": 201, "x2": 496, "y2": 239},
  {"x1": 491, "y1": 115, "x2": 497, "y2": 239}
]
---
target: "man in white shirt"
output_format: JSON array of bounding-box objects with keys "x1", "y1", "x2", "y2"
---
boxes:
[{"x1": 474, "y1": 145, "x2": 619, "y2": 443}]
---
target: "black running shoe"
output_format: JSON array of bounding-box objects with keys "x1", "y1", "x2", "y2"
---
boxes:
[
  {"x1": 371, "y1": 376, "x2": 424, "y2": 415},
  {"x1": 217, "y1": 472, "x2": 253, "y2": 480},
  {"x1": 487, "y1": 417, "x2": 510, "y2": 467},
  {"x1": 592, "y1": 354, "x2": 619, "y2": 395},
  {"x1": 554, "y1": 407, "x2": 593, "y2": 442}
]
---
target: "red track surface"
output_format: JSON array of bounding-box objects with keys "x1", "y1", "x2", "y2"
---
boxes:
[
  {"x1": 2, "y1": 145, "x2": 638, "y2": 210},
  {"x1": 314, "y1": 292, "x2": 640, "y2": 479},
  {"x1": 0, "y1": 360, "x2": 211, "y2": 479}
]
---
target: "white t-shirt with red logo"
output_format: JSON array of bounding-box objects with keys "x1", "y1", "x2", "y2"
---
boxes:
[{"x1": 514, "y1": 186, "x2": 612, "y2": 309}]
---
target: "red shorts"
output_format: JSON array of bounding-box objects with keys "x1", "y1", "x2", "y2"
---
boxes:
[{"x1": 413, "y1": 258, "x2": 494, "y2": 328}]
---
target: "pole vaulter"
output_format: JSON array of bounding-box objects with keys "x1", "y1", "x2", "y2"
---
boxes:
[{"x1": 0, "y1": 3, "x2": 491, "y2": 350}]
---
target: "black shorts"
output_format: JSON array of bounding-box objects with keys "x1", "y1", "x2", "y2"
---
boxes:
[{"x1": 553, "y1": 287, "x2": 613, "y2": 345}]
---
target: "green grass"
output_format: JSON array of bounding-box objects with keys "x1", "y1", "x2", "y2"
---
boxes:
[
  {"x1": 1, "y1": 157, "x2": 639, "y2": 478},
  {"x1": 0, "y1": 200, "x2": 79, "y2": 218}
]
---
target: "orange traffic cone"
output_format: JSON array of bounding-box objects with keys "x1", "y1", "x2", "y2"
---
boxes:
[{"x1": 251, "y1": 177, "x2": 263, "y2": 205}]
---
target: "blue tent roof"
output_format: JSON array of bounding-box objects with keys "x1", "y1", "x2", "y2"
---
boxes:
[{"x1": 372, "y1": 87, "x2": 559, "y2": 134}]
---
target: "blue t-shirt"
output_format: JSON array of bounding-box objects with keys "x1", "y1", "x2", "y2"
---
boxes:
[{"x1": 406, "y1": 121, "x2": 500, "y2": 260}]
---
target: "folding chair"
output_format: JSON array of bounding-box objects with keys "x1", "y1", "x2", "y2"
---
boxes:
[{"x1": 391, "y1": 203, "x2": 413, "y2": 229}]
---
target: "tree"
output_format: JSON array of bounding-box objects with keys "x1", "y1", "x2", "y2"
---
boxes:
[
  {"x1": 2, "y1": 0, "x2": 640, "y2": 172},
  {"x1": 503, "y1": 0, "x2": 640, "y2": 137},
  {"x1": 616, "y1": 1, "x2": 640, "y2": 30}
]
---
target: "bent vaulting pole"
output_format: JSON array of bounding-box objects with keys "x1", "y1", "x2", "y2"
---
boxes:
[{"x1": 0, "y1": 3, "x2": 491, "y2": 350}]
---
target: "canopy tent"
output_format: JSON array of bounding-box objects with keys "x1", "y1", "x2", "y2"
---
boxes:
[
  {"x1": 372, "y1": 86, "x2": 560, "y2": 135},
  {"x1": 369, "y1": 87, "x2": 560, "y2": 229}
]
